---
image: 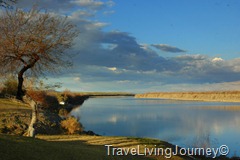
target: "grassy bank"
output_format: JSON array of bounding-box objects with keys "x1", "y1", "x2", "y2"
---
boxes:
[
  {"x1": 0, "y1": 98, "x2": 32, "y2": 135},
  {"x1": 0, "y1": 97, "x2": 64, "y2": 135},
  {"x1": 0, "y1": 134, "x2": 211, "y2": 160},
  {"x1": 0, "y1": 98, "x2": 30, "y2": 111},
  {"x1": 135, "y1": 91, "x2": 240, "y2": 102}
]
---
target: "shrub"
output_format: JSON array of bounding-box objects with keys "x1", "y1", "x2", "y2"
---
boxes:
[
  {"x1": 61, "y1": 117, "x2": 83, "y2": 134},
  {"x1": 58, "y1": 108, "x2": 69, "y2": 117},
  {"x1": 26, "y1": 90, "x2": 59, "y2": 111},
  {"x1": 1, "y1": 77, "x2": 18, "y2": 96},
  {"x1": 27, "y1": 90, "x2": 46, "y2": 103}
]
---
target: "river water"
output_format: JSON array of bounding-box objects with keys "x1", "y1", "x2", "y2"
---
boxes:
[{"x1": 71, "y1": 97, "x2": 240, "y2": 157}]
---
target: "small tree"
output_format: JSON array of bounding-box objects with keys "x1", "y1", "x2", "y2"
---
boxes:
[{"x1": 0, "y1": 6, "x2": 79, "y2": 100}]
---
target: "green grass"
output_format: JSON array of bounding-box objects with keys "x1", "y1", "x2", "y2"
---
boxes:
[
  {"x1": 0, "y1": 134, "x2": 157, "y2": 160},
  {"x1": 5, "y1": 134, "x2": 236, "y2": 160},
  {"x1": 1, "y1": 133, "x2": 237, "y2": 160}
]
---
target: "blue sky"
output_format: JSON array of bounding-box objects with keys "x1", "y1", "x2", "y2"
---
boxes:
[
  {"x1": 16, "y1": 0, "x2": 240, "y2": 92},
  {"x1": 102, "y1": 0, "x2": 240, "y2": 59}
]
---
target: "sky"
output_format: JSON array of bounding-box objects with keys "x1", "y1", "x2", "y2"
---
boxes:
[{"x1": 14, "y1": 0, "x2": 240, "y2": 92}]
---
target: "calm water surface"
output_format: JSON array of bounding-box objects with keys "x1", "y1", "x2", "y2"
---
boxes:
[{"x1": 71, "y1": 97, "x2": 240, "y2": 157}]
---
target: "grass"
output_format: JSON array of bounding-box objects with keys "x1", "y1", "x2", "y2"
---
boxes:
[
  {"x1": 2, "y1": 134, "x2": 237, "y2": 160},
  {"x1": 0, "y1": 134, "x2": 110, "y2": 160},
  {"x1": 135, "y1": 91, "x2": 240, "y2": 102},
  {"x1": 0, "y1": 134, "x2": 192, "y2": 160},
  {"x1": 0, "y1": 98, "x2": 30, "y2": 111},
  {"x1": 0, "y1": 98, "x2": 31, "y2": 135}
]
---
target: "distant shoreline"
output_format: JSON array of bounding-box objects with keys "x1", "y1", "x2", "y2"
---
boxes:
[
  {"x1": 135, "y1": 91, "x2": 240, "y2": 102},
  {"x1": 77, "y1": 92, "x2": 135, "y2": 97}
]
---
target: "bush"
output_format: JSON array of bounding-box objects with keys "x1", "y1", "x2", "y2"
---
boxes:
[
  {"x1": 58, "y1": 108, "x2": 69, "y2": 117},
  {"x1": 26, "y1": 90, "x2": 59, "y2": 111},
  {"x1": 27, "y1": 90, "x2": 46, "y2": 103},
  {"x1": 61, "y1": 117, "x2": 83, "y2": 134},
  {"x1": 1, "y1": 77, "x2": 18, "y2": 96}
]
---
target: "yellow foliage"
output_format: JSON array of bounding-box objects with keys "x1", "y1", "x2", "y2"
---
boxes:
[{"x1": 61, "y1": 117, "x2": 83, "y2": 134}]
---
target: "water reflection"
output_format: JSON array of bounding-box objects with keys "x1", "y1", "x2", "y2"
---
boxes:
[{"x1": 71, "y1": 97, "x2": 240, "y2": 157}]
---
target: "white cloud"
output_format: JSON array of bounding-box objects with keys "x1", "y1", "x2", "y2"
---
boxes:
[
  {"x1": 117, "y1": 80, "x2": 131, "y2": 84},
  {"x1": 93, "y1": 22, "x2": 109, "y2": 28},
  {"x1": 107, "y1": 67, "x2": 117, "y2": 71},
  {"x1": 105, "y1": 0, "x2": 115, "y2": 7},
  {"x1": 108, "y1": 115, "x2": 117, "y2": 123},
  {"x1": 16, "y1": 0, "x2": 113, "y2": 15},
  {"x1": 71, "y1": 10, "x2": 94, "y2": 18},
  {"x1": 73, "y1": 77, "x2": 81, "y2": 82},
  {"x1": 212, "y1": 57, "x2": 224, "y2": 62},
  {"x1": 71, "y1": 0, "x2": 114, "y2": 10},
  {"x1": 71, "y1": 0, "x2": 103, "y2": 8}
]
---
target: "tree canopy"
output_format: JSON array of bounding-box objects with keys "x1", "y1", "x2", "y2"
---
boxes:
[
  {"x1": 0, "y1": 0, "x2": 17, "y2": 8},
  {"x1": 0, "y1": 7, "x2": 79, "y2": 99}
]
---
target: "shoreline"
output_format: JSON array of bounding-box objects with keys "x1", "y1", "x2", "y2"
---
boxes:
[
  {"x1": 0, "y1": 97, "x2": 239, "y2": 159},
  {"x1": 135, "y1": 91, "x2": 240, "y2": 102}
]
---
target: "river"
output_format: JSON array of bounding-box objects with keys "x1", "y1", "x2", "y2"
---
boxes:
[{"x1": 71, "y1": 97, "x2": 240, "y2": 157}]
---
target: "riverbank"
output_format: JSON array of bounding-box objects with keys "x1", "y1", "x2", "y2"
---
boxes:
[
  {"x1": 135, "y1": 91, "x2": 240, "y2": 102},
  {"x1": 2, "y1": 134, "x2": 236, "y2": 160},
  {"x1": 0, "y1": 97, "x2": 238, "y2": 159},
  {"x1": 0, "y1": 97, "x2": 66, "y2": 135}
]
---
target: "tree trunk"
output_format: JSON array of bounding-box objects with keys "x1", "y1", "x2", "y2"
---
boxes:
[
  {"x1": 17, "y1": 72, "x2": 24, "y2": 100},
  {"x1": 17, "y1": 56, "x2": 40, "y2": 137},
  {"x1": 23, "y1": 95, "x2": 38, "y2": 138},
  {"x1": 16, "y1": 56, "x2": 39, "y2": 100}
]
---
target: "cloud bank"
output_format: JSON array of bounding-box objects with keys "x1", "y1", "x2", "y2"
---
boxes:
[{"x1": 151, "y1": 44, "x2": 186, "y2": 53}]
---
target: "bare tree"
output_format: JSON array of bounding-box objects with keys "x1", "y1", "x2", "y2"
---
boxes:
[{"x1": 0, "y1": 7, "x2": 79, "y2": 100}]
